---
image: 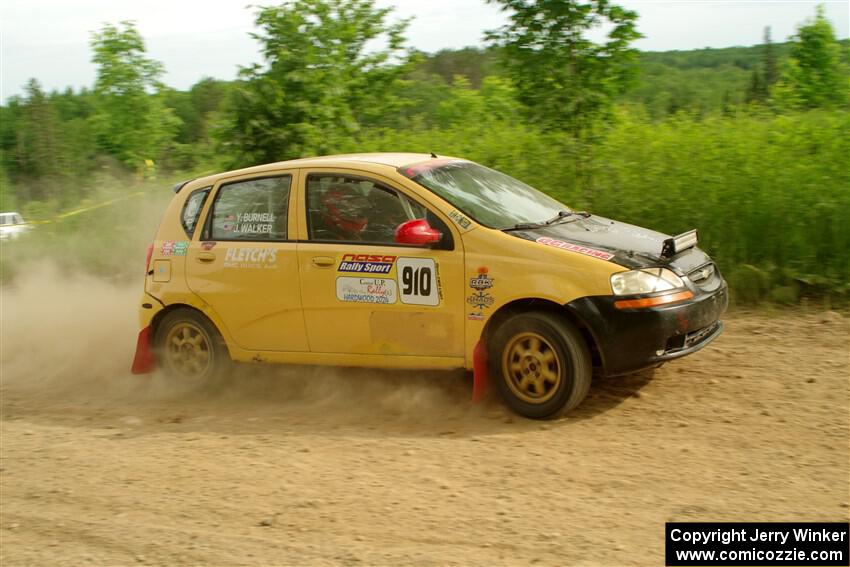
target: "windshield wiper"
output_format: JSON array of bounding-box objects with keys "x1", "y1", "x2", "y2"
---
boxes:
[{"x1": 503, "y1": 210, "x2": 590, "y2": 231}]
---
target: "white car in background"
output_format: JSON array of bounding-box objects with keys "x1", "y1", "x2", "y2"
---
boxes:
[{"x1": 0, "y1": 212, "x2": 32, "y2": 240}]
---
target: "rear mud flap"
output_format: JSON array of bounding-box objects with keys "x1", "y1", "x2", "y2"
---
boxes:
[{"x1": 131, "y1": 326, "x2": 156, "y2": 374}]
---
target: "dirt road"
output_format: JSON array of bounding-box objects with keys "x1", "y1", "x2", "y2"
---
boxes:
[{"x1": 1, "y1": 271, "x2": 848, "y2": 566}]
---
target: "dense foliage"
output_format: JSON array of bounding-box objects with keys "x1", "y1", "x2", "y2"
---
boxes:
[
  {"x1": 217, "y1": 0, "x2": 412, "y2": 166},
  {"x1": 485, "y1": 0, "x2": 642, "y2": 136},
  {"x1": 1, "y1": 1, "x2": 848, "y2": 305},
  {"x1": 89, "y1": 22, "x2": 180, "y2": 169}
]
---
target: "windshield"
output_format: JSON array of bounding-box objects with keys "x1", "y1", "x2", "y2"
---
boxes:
[{"x1": 399, "y1": 160, "x2": 567, "y2": 230}]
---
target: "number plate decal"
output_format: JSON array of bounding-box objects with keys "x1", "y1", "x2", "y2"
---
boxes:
[{"x1": 397, "y1": 258, "x2": 440, "y2": 306}]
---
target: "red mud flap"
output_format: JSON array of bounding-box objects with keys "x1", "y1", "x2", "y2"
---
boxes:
[
  {"x1": 131, "y1": 326, "x2": 156, "y2": 374},
  {"x1": 472, "y1": 340, "x2": 489, "y2": 403}
]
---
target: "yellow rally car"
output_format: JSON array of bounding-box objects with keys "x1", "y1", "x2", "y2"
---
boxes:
[{"x1": 131, "y1": 153, "x2": 728, "y2": 419}]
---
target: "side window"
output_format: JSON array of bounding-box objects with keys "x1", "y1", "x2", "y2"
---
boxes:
[
  {"x1": 210, "y1": 176, "x2": 291, "y2": 241},
  {"x1": 181, "y1": 188, "x2": 210, "y2": 237},
  {"x1": 307, "y1": 174, "x2": 441, "y2": 245}
]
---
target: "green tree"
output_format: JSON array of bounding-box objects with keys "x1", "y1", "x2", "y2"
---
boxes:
[
  {"x1": 775, "y1": 6, "x2": 847, "y2": 109},
  {"x1": 747, "y1": 27, "x2": 780, "y2": 104},
  {"x1": 50, "y1": 88, "x2": 97, "y2": 182},
  {"x1": 746, "y1": 68, "x2": 764, "y2": 103},
  {"x1": 89, "y1": 21, "x2": 179, "y2": 169},
  {"x1": 432, "y1": 75, "x2": 522, "y2": 128},
  {"x1": 384, "y1": 67, "x2": 454, "y2": 129},
  {"x1": 11, "y1": 80, "x2": 63, "y2": 199},
  {"x1": 486, "y1": 0, "x2": 641, "y2": 206},
  {"x1": 763, "y1": 27, "x2": 779, "y2": 89},
  {"x1": 417, "y1": 47, "x2": 500, "y2": 88},
  {"x1": 189, "y1": 78, "x2": 229, "y2": 138},
  {"x1": 216, "y1": 0, "x2": 411, "y2": 166},
  {"x1": 486, "y1": 0, "x2": 642, "y2": 137}
]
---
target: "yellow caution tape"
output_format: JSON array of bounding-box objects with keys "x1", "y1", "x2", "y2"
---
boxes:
[{"x1": 25, "y1": 191, "x2": 146, "y2": 225}]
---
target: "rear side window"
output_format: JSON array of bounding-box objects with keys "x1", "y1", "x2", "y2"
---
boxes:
[
  {"x1": 181, "y1": 188, "x2": 210, "y2": 237},
  {"x1": 209, "y1": 175, "x2": 291, "y2": 241}
]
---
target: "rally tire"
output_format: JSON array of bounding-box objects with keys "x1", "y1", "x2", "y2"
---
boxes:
[
  {"x1": 488, "y1": 311, "x2": 591, "y2": 420},
  {"x1": 154, "y1": 309, "x2": 231, "y2": 385}
]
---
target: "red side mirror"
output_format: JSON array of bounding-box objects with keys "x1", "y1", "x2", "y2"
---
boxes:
[{"x1": 395, "y1": 219, "x2": 442, "y2": 245}]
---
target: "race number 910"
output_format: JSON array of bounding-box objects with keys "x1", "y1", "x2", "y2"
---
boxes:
[{"x1": 397, "y1": 258, "x2": 439, "y2": 306}]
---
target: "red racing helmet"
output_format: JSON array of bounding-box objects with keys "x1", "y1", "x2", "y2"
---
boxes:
[{"x1": 320, "y1": 186, "x2": 369, "y2": 239}]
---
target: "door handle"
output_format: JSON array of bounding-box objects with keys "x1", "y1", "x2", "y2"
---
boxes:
[
  {"x1": 198, "y1": 251, "x2": 216, "y2": 262},
  {"x1": 311, "y1": 256, "x2": 335, "y2": 267}
]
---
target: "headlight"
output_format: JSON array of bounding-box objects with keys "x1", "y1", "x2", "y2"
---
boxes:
[{"x1": 610, "y1": 268, "x2": 685, "y2": 296}]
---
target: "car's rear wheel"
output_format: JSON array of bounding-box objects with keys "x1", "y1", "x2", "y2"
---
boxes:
[
  {"x1": 488, "y1": 311, "x2": 591, "y2": 419},
  {"x1": 155, "y1": 309, "x2": 230, "y2": 384}
]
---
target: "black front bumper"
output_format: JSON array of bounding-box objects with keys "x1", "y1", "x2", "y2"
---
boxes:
[{"x1": 566, "y1": 282, "x2": 728, "y2": 376}]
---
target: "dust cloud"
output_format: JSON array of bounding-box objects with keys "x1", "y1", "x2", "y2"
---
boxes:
[
  {"x1": 1, "y1": 185, "x2": 479, "y2": 421},
  {"x1": 1, "y1": 262, "x2": 140, "y2": 393},
  {"x1": 0, "y1": 259, "x2": 476, "y2": 421}
]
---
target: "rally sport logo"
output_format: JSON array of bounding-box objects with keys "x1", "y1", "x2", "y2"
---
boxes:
[{"x1": 337, "y1": 254, "x2": 397, "y2": 275}]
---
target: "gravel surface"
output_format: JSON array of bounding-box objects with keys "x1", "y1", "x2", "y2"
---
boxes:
[{"x1": 2, "y1": 273, "x2": 848, "y2": 566}]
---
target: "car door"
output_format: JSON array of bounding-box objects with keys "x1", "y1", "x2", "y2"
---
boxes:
[
  {"x1": 295, "y1": 169, "x2": 465, "y2": 357},
  {"x1": 185, "y1": 171, "x2": 309, "y2": 352}
]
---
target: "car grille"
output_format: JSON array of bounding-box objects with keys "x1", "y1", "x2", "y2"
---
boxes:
[
  {"x1": 684, "y1": 322, "x2": 720, "y2": 349},
  {"x1": 688, "y1": 263, "x2": 715, "y2": 284},
  {"x1": 664, "y1": 321, "x2": 721, "y2": 354},
  {"x1": 688, "y1": 262, "x2": 720, "y2": 291}
]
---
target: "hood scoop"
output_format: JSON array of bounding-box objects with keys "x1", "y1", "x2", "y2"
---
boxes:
[
  {"x1": 510, "y1": 216, "x2": 709, "y2": 270},
  {"x1": 661, "y1": 229, "x2": 699, "y2": 259}
]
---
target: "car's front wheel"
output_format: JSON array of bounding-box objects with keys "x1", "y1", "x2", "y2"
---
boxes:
[
  {"x1": 155, "y1": 309, "x2": 230, "y2": 385},
  {"x1": 488, "y1": 311, "x2": 591, "y2": 419}
]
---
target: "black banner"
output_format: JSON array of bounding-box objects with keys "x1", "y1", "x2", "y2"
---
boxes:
[{"x1": 666, "y1": 522, "x2": 849, "y2": 566}]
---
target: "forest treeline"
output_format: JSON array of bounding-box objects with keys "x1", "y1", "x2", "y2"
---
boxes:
[{"x1": 0, "y1": 1, "x2": 848, "y2": 304}]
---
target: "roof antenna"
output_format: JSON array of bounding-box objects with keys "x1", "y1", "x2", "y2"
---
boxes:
[{"x1": 430, "y1": 152, "x2": 438, "y2": 158}]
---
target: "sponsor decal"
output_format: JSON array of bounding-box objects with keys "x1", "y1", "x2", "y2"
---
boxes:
[
  {"x1": 469, "y1": 268, "x2": 494, "y2": 291},
  {"x1": 467, "y1": 292, "x2": 494, "y2": 320},
  {"x1": 223, "y1": 247, "x2": 278, "y2": 269},
  {"x1": 434, "y1": 261, "x2": 444, "y2": 302},
  {"x1": 336, "y1": 277, "x2": 398, "y2": 304},
  {"x1": 448, "y1": 209, "x2": 471, "y2": 229},
  {"x1": 161, "y1": 240, "x2": 189, "y2": 256},
  {"x1": 535, "y1": 237, "x2": 615, "y2": 261},
  {"x1": 467, "y1": 267, "x2": 495, "y2": 320},
  {"x1": 400, "y1": 158, "x2": 465, "y2": 178},
  {"x1": 397, "y1": 257, "x2": 440, "y2": 306},
  {"x1": 338, "y1": 253, "x2": 397, "y2": 275}
]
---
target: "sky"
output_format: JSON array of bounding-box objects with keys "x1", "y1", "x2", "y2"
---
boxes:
[{"x1": 1, "y1": 0, "x2": 848, "y2": 101}]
